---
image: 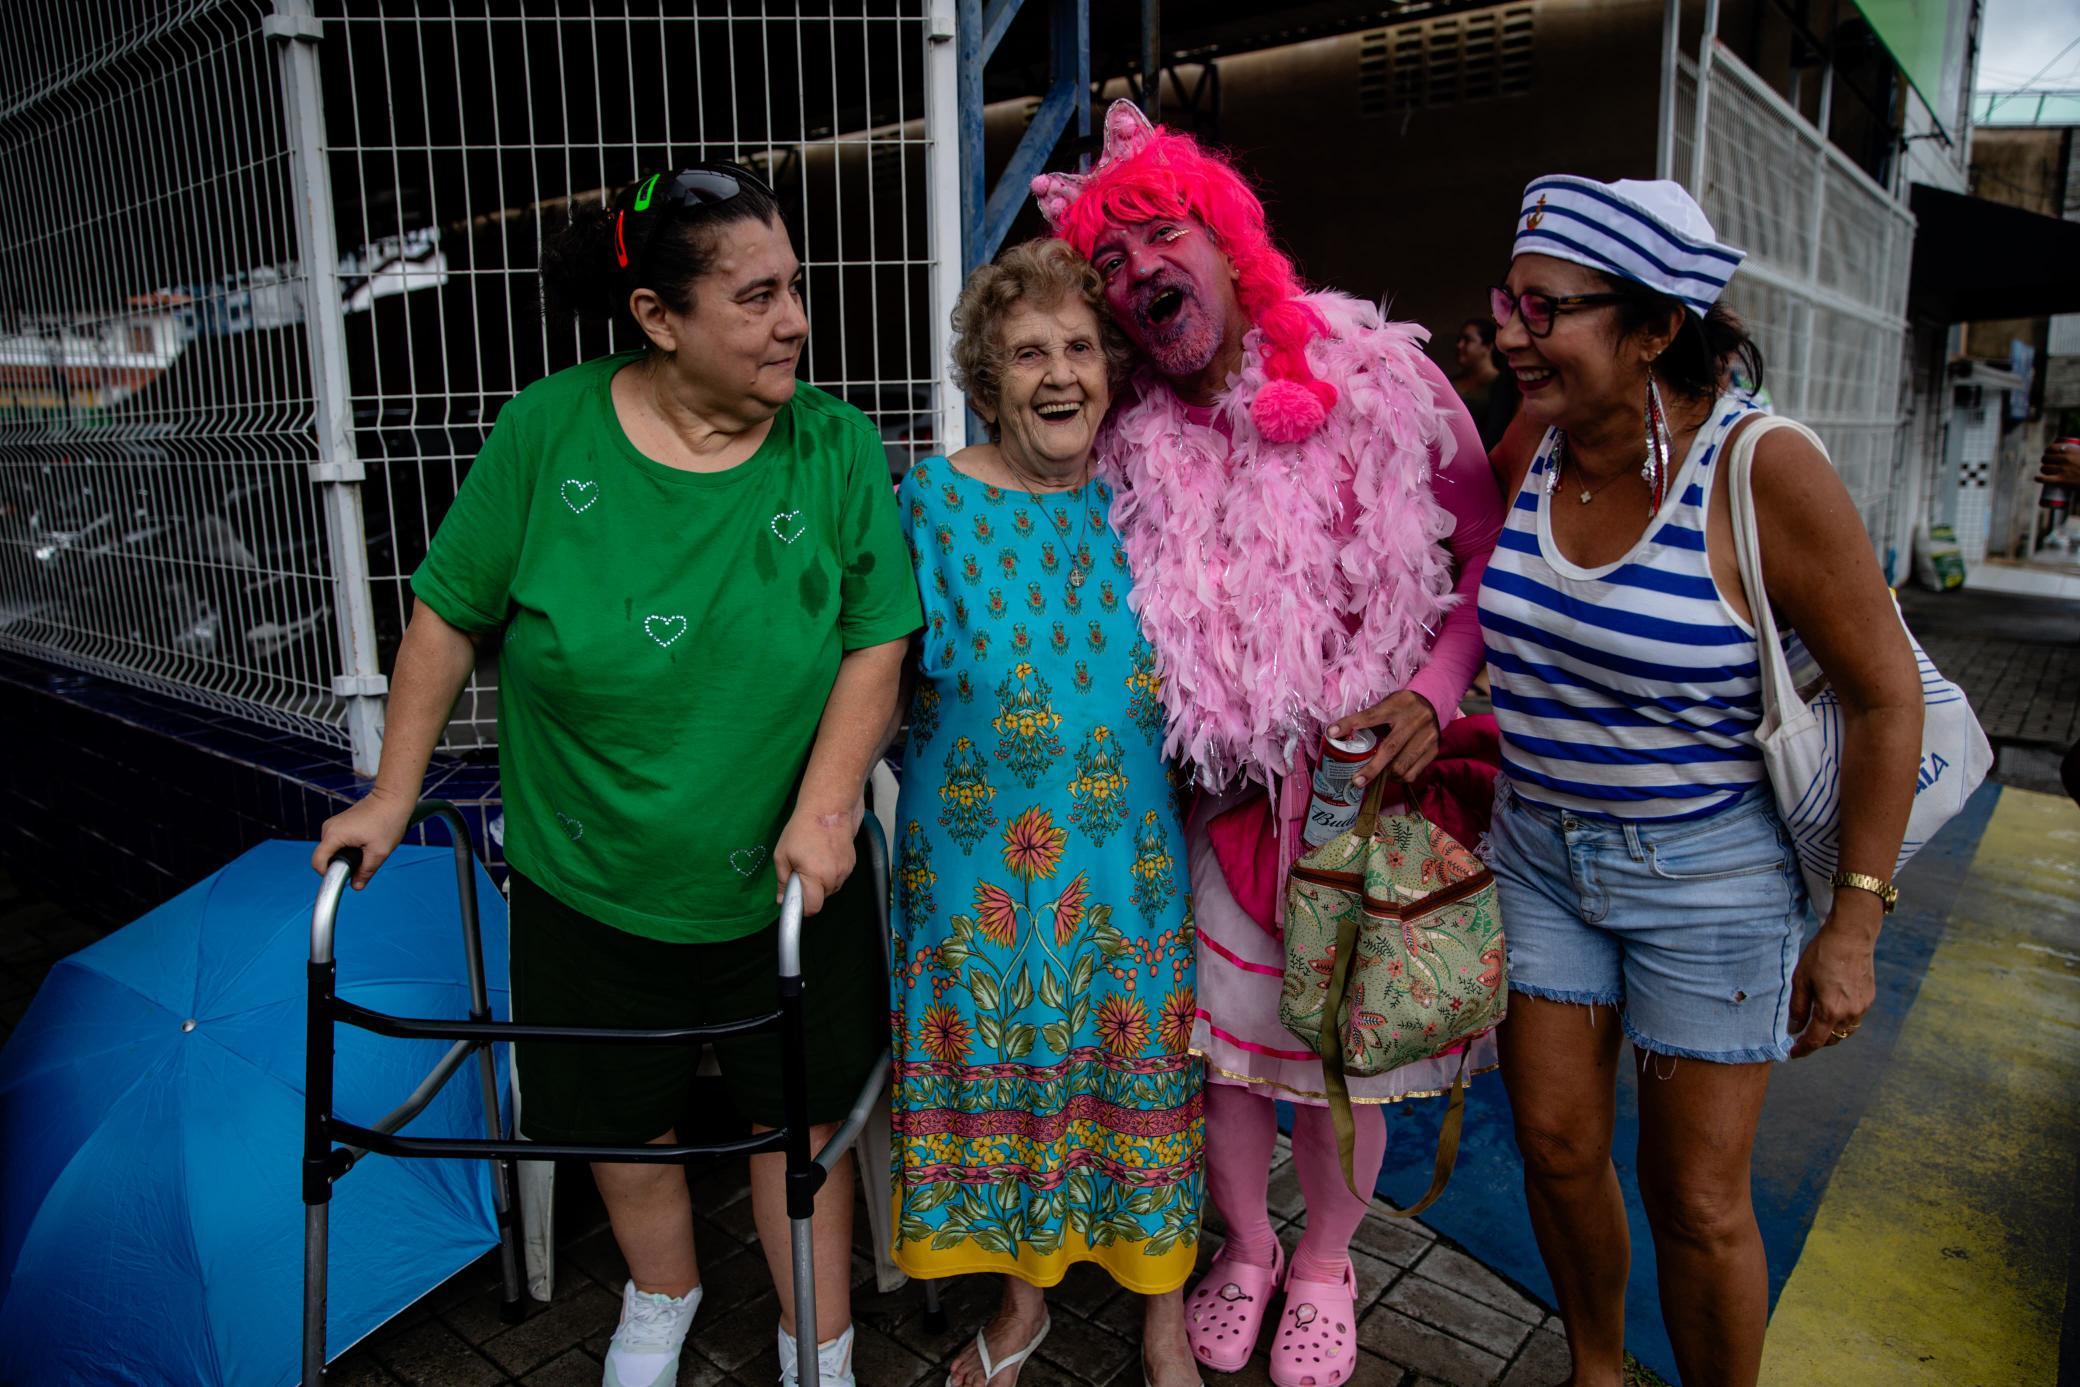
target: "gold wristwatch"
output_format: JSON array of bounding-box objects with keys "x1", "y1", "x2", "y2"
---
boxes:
[{"x1": 1830, "y1": 871, "x2": 1898, "y2": 913}]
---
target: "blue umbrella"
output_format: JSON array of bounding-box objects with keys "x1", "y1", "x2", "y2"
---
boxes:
[{"x1": 0, "y1": 839, "x2": 512, "y2": 1387}]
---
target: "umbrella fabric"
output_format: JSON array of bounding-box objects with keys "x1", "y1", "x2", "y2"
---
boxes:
[{"x1": 0, "y1": 840, "x2": 512, "y2": 1387}]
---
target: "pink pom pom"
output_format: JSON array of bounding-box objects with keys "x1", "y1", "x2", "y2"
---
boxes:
[{"x1": 1251, "y1": 378, "x2": 1326, "y2": 443}]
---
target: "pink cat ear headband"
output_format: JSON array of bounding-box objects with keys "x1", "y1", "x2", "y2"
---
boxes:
[{"x1": 1030, "y1": 99, "x2": 1157, "y2": 230}]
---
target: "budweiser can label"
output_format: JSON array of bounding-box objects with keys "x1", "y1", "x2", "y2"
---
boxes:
[{"x1": 1303, "y1": 728, "x2": 1379, "y2": 847}]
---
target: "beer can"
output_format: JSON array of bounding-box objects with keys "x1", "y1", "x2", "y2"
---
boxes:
[{"x1": 1303, "y1": 728, "x2": 1379, "y2": 847}]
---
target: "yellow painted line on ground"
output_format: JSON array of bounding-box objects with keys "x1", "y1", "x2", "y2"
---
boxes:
[{"x1": 1762, "y1": 788, "x2": 2080, "y2": 1386}]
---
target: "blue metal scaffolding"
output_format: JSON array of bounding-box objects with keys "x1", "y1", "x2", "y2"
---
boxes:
[{"x1": 956, "y1": 0, "x2": 1092, "y2": 274}]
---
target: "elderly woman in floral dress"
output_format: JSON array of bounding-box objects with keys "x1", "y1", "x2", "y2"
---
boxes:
[{"x1": 889, "y1": 239, "x2": 1204, "y2": 1387}]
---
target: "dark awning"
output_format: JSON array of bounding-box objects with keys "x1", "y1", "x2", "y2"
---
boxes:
[{"x1": 1909, "y1": 183, "x2": 2080, "y2": 322}]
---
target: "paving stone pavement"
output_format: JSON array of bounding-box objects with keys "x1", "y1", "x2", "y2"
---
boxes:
[
  {"x1": 1897, "y1": 586, "x2": 2080, "y2": 753},
  {"x1": 322, "y1": 1139, "x2": 1578, "y2": 1387}
]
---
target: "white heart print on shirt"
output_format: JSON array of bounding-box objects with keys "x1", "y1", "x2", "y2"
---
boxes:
[
  {"x1": 555, "y1": 812, "x2": 584, "y2": 842},
  {"x1": 770, "y1": 510, "x2": 806, "y2": 545},
  {"x1": 561, "y1": 479, "x2": 597, "y2": 514},
  {"x1": 729, "y1": 845, "x2": 767, "y2": 877},
  {"x1": 644, "y1": 614, "x2": 687, "y2": 648}
]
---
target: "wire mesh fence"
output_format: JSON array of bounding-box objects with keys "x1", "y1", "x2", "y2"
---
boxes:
[
  {"x1": 0, "y1": 1, "x2": 349, "y2": 742},
  {"x1": 1, "y1": 1, "x2": 947, "y2": 757},
  {"x1": 320, "y1": 3, "x2": 944, "y2": 749},
  {"x1": 1680, "y1": 54, "x2": 1915, "y2": 554}
]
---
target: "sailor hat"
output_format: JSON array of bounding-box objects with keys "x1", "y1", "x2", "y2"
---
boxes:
[{"x1": 1512, "y1": 175, "x2": 1746, "y2": 316}]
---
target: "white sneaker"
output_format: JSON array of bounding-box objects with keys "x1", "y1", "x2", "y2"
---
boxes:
[
  {"x1": 776, "y1": 1323, "x2": 856, "y2": 1386},
  {"x1": 602, "y1": 1281, "x2": 702, "y2": 1387}
]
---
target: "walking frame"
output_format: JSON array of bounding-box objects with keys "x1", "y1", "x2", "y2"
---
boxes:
[{"x1": 302, "y1": 799, "x2": 892, "y2": 1386}]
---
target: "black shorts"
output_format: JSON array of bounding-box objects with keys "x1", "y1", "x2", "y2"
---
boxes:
[{"x1": 506, "y1": 865, "x2": 884, "y2": 1143}]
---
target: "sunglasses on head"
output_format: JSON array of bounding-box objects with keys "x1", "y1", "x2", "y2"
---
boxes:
[
  {"x1": 612, "y1": 162, "x2": 774, "y2": 271},
  {"x1": 1489, "y1": 284, "x2": 1630, "y2": 338}
]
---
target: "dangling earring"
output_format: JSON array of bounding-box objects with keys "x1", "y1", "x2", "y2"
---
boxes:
[
  {"x1": 1642, "y1": 375, "x2": 1673, "y2": 513},
  {"x1": 1545, "y1": 431, "x2": 1565, "y2": 497}
]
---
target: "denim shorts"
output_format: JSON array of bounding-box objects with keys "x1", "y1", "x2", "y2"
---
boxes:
[{"x1": 1489, "y1": 778, "x2": 1812, "y2": 1064}]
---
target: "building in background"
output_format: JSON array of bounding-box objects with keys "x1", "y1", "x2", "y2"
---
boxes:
[{"x1": 1937, "y1": 87, "x2": 2080, "y2": 591}]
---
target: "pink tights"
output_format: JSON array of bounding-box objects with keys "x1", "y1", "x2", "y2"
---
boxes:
[{"x1": 1204, "y1": 1082, "x2": 1388, "y2": 1285}]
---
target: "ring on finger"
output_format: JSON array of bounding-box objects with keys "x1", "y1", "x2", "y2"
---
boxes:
[{"x1": 1830, "y1": 1028, "x2": 1853, "y2": 1040}]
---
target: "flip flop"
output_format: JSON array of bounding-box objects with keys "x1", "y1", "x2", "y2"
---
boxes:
[
  {"x1": 948, "y1": 1311, "x2": 1050, "y2": 1387},
  {"x1": 1184, "y1": 1240, "x2": 1284, "y2": 1373},
  {"x1": 1269, "y1": 1259, "x2": 1360, "y2": 1387}
]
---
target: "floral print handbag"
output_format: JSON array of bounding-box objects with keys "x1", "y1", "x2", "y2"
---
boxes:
[{"x1": 1280, "y1": 777, "x2": 1507, "y2": 1201}]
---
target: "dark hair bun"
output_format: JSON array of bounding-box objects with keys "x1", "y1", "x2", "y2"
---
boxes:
[{"x1": 539, "y1": 200, "x2": 625, "y2": 328}]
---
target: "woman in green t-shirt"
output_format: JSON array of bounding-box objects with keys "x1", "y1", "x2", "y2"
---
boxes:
[{"x1": 313, "y1": 164, "x2": 920, "y2": 1387}]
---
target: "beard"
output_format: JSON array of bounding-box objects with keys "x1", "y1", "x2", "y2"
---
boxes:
[{"x1": 1123, "y1": 276, "x2": 1224, "y2": 380}]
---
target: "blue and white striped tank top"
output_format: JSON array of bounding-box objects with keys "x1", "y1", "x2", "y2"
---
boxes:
[{"x1": 1478, "y1": 396, "x2": 1772, "y2": 822}]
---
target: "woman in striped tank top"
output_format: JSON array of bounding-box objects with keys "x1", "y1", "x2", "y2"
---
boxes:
[{"x1": 1476, "y1": 177, "x2": 1923, "y2": 1387}]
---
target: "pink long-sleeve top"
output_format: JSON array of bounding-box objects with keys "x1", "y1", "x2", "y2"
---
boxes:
[{"x1": 1402, "y1": 354, "x2": 1505, "y2": 723}]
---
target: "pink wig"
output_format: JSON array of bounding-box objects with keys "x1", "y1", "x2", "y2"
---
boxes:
[{"x1": 1035, "y1": 103, "x2": 1334, "y2": 442}]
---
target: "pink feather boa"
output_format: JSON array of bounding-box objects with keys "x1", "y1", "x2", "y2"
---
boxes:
[{"x1": 1099, "y1": 292, "x2": 1459, "y2": 791}]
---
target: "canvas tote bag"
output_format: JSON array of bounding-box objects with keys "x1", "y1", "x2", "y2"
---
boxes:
[{"x1": 1725, "y1": 416, "x2": 1992, "y2": 916}]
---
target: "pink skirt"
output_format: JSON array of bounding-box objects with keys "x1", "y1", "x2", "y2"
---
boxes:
[{"x1": 1187, "y1": 789, "x2": 1498, "y2": 1108}]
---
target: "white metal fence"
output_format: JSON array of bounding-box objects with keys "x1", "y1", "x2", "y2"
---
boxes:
[
  {"x1": 0, "y1": 1, "x2": 954, "y2": 770},
  {"x1": 1675, "y1": 48, "x2": 1915, "y2": 559},
  {"x1": 0, "y1": 1, "x2": 345, "y2": 742}
]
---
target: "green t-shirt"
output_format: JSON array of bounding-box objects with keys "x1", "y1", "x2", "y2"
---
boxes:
[{"x1": 413, "y1": 353, "x2": 921, "y2": 941}]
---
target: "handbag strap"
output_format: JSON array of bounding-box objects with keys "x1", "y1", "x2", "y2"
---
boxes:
[
  {"x1": 1381, "y1": 1056, "x2": 1471, "y2": 1220},
  {"x1": 1317, "y1": 899, "x2": 1365, "y2": 1194},
  {"x1": 1322, "y1": 1037, "x2": 1471, "y2": 1215},
  {"x1": 1725, "y1": 415, "x2": 1821, "y2": 727},
  {"x1": 1348, "y1": 772, "x2": 1393, "y2": 842}
]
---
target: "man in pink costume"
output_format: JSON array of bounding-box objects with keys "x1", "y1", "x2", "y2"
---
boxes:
[{"x1": 1035, "y1": 102, "x2": 1504, "y2": 1385}]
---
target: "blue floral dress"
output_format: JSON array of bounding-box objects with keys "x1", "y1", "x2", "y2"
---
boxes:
[{"x1": 888, "y1": 456, "x2": 1203, "y2": 1293}]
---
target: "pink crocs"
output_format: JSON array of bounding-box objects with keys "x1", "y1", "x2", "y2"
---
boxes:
[
  {"x1": 1269, "y1": 1259, "x2": 1359, "y2": 1387},
  {"x1": 1184, "y1": 1240, "x2": 1284, "y2": 1373}
]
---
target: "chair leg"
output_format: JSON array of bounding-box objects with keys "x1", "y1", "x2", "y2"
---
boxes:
[{"x1": 921, "y1": 1275, "x2": 946, "y2": 1333}]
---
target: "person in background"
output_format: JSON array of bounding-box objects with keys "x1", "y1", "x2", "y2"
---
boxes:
[
  {"x1": 888, "y1": 238, "x2": 1204, "y2": 1387},
  {"x1": 313, "y1": 164, "x2": 922, "y2": 1387},
  {"x1": 1480, "y1": 174, "x2": 1922, "y2": 1387},
  {"x1": 2042, "y1": 438, "x2": 2080, "y2": 806},
  {"x1": 1453, "y1": 316, "x2": 1520, "y2": 449},
  {"x1": 1453, "y1": 317, "x2": 1501, "y2": 416}
]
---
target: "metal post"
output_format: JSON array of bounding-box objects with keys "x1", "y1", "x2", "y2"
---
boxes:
[
  {"x1": 1142, "y1": 0, "x2": 1162, "y2": 121},
  {"x1": 267, "y1": 0, "x2": 388, "y2": 776},
  {"x1": 1794, "y1": 56, "x2": 1837, "y2": 421},
  {"x1": 956, "y1": 0, "x2": 987, "y2": 276},
  {"x1": 925, "y1": 0, "x2": 970, "y2": 457},
  {"x1": 1656, "y1": 0, "x2": 1680, "y2": 180},
  {"x1": 1688, "y1": 0, "x2": 1722, "y2": 195}
]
